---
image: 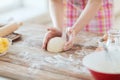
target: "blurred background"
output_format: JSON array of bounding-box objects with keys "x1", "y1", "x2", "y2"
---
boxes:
[
  {"x1": 0, "y1": 0, "x2": 120, "y2": 26},
  {"x1": 114, "y1": 0, "x2": 120, "y2": 28},
  {"x1": 0, "y1": 0, "x2": 50, "y2": 24},
  {"x1": 0, "y1": 0, "x2": 119, "y2": 80}
]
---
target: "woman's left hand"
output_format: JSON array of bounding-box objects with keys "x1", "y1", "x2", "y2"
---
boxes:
[{"x1": 64, "y1": 28, "x2": 76, "y2": 51}]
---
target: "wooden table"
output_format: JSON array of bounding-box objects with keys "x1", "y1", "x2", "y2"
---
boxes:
[{"x1": 0, "y1": 24, "x2": 101, "y2": 80}]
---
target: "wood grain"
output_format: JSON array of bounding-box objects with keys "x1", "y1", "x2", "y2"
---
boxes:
[
  {"x1": 0, "y1": 61, "x2": 94, "y2": 80},
  {"x1": 0, "y1": 24, "x2": 98, "y2": 80}
]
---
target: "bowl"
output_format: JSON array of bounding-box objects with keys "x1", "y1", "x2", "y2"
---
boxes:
[{"x1": 83, "y1": 51, "x2": 120, "y2": 80}]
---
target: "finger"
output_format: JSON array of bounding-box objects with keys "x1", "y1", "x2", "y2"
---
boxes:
[
  {"x1": 102, "y1": 34, "x2": 108, "y2": 41},
  {"x1": 69, "y1": 30, "x2": 75, "y2": 43},
  {"x1": 42, "y1": 37, "x2": 48, "y2": 49},
  {"x1": 64, "y1": 41, "x2": 73, "y2": 51},
  {"x1": 42, "y1": 36, "x2": 52, "y2": 50},
  {"x1": 64, "y1": 35, "x2": 74, "y2": 51},
  {"x1": 47, "y1": 27, "x2": 58, "y2": 32},
  {"x1": 64, "y1": 31, "x2": 75, "y2": 51},
  {"x1": 42, "y1": 32, "x2": 51, "y2": 49},
  {"x1": 47, "y1": 27, "x2": 53, "y2": 31},
  {"x1": 42, "y1": 44, "x2": 46, "y2": 49}
]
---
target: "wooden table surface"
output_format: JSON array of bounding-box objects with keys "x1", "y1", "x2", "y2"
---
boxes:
[{"x1": 0, "y1": 24, "x2": 101, "y2": 80}]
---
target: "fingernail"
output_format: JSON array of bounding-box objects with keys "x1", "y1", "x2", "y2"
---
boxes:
[{"x1": 47, "y1": 29, "x2": 50, "y2": 31}]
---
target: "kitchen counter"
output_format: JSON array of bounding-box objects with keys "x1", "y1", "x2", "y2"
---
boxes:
[{"x1": 0, "y1": 24, "x2": 101, "y2": 80}]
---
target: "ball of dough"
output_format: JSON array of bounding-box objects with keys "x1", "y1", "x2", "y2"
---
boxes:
[{"x1": 47, "y1": 37, "x2": 66, "y2": 53}]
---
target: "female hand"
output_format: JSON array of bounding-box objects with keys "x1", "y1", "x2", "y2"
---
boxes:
[
  {"x1": 64, "y1": 28, "x2": 76, "y2": 51},
  {"x1": 42, "y1": 27, "x2": 62, "y2": 50}
]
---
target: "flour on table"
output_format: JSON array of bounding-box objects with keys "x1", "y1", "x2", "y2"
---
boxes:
[{"x1": 44, "y1": 54, "x2": 88, "y2": 73}]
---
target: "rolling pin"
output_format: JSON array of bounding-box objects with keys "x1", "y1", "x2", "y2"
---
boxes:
[{"x1": 0, "y1": 21, "x2": 22, "y2": 37}]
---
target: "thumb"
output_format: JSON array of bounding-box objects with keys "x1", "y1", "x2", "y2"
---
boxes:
[{"x1": 47, "y1": 27, "x2": 56, "y2": 31}]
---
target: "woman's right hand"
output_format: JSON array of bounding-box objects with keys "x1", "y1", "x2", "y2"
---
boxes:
[{"x1": 42, "y1": 27, "x2": 62, "y2": 50}]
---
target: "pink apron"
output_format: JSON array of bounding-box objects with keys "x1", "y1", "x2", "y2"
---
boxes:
[{"x1": 64, "y1": 0, "x2": 113, "y2": 33}]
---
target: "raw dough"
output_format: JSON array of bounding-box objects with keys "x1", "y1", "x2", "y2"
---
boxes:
[{"x1": 47, "y1": 37, "x2": 66, "y2": 53}]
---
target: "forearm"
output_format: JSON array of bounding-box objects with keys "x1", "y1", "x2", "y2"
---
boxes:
[
  {"x1": 49, "y1": 0, "x2": 64, "y2": 31},
  {"x1": 72, "y1": 0, "x2": 102, "y2": 35}
]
